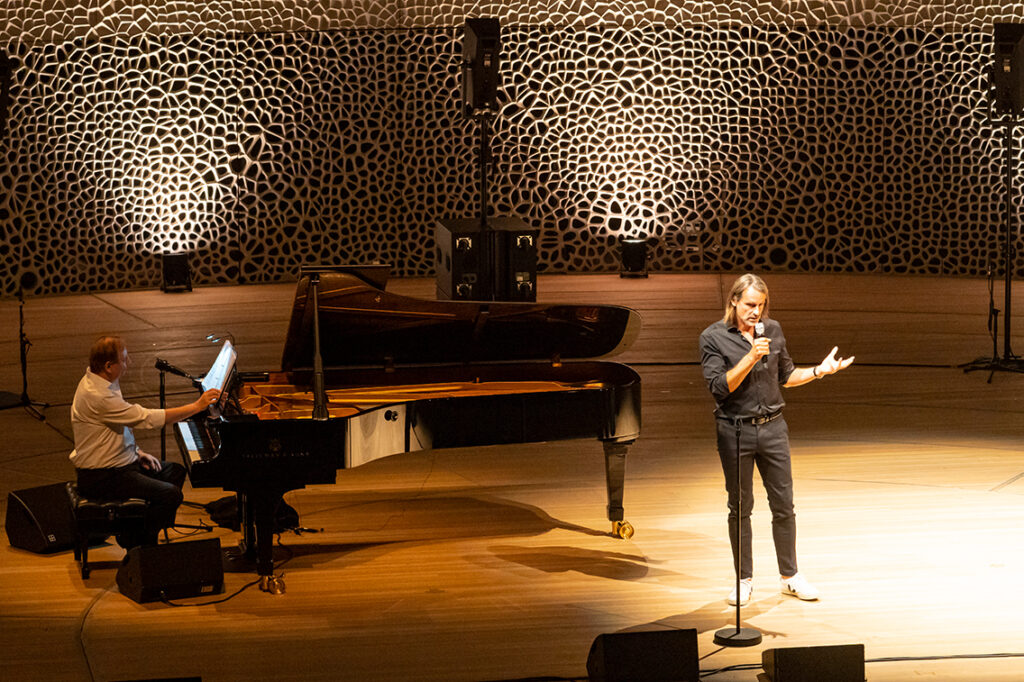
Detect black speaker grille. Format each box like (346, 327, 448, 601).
(5, 483, 76, 554)
(117, 538, 224, 603)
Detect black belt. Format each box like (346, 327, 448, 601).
(728, 410, 783, 426)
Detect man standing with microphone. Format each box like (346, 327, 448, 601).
(699, 274, 854, 606)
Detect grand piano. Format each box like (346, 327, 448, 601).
(174, 265, 641, 592)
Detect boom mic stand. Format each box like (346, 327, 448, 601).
(0, 284, 48, 420)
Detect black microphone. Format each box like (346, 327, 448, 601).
(155, 358, 203, 389)
(754, 322, 767, 365)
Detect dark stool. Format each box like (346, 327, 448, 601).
(65, 482, 148, 579)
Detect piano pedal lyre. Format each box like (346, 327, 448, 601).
(612, 520, 634, 540)
(259, 574, 286, 595)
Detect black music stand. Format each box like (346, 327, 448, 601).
(0, 283, 48, 420)
(714, 419, 761, 647)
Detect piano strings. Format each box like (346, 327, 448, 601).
(238, 379, 609, 420)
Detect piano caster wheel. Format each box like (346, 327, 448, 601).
(259, 574, 286, 595)
(612, 520, 634, 540)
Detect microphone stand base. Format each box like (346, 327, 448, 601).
(961, 355, 1024, 384)
(714, 626, 762, 647)
(0, 391, 48, 421)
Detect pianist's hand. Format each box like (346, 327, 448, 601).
(163, 388, 222, 426)
(198, 388, 220, 408)
(137, 450, 161, 472)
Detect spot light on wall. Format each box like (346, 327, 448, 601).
(161, 252, 192, 292)
(619, 237, 652, 278)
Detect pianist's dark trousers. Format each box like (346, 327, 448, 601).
(76, 460, 187, 547)
(715, 415, 797, 580)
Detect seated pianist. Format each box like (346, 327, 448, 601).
(69, 336, 220, 548)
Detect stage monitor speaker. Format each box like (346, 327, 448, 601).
(435, 217, 537, 301)
(501, 225, 539, 301)
(462, 17, 500, 114)
(993, 23, 1024, 114)
(761, 643, 865, 682)
(436, 218, 494, 301)
(586, 628, 699, 682)
(116, 538, 224, 603)
(6, 482, 77, 554)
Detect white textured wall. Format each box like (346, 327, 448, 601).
(3, 1, 1024, 47)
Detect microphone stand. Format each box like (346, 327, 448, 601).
(159, 368, 167, 462)
(309, 273, 330, 421)
(714, 417, 762, 647)
(963, 100, 1024, 377)
(156, 358, 212, 539)
(0, 286, 48, 420)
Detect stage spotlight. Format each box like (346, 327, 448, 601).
(161, 252, 192, 292)
(619, 237, 650, 278)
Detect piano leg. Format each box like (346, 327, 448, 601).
(251, 493, 286, 594)
(239, 492, 256, 563)
(603, 441, 634, 539)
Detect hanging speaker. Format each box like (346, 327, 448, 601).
(5, 482, 77, 554)
(462, 18, 501, 115)
(586, 629, 699, 682)
(116, 538, 224, 603)
(761, 643, 865, 682)
(993, 23, 1024, 114)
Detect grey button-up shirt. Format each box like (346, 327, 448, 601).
(699, 317, 795, 420)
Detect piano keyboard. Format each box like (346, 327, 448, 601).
(177, 420, 208, 463)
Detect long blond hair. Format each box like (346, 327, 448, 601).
(723, 274, 769, 327)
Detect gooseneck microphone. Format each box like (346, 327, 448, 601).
(754, 322, 767, 365)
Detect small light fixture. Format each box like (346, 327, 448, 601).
(619, 237, 650, 278)
(161, 252, 192, 292)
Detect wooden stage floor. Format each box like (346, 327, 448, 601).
(3, 272, 1024, 681)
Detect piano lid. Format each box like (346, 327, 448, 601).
(280, 265, 642, 371)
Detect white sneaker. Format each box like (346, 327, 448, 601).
(780, 573, 820, 601)
(727, 578, 752, 606)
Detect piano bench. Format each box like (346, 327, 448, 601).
(65, 482, 148, 579)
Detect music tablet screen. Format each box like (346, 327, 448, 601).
(201, 341, 236, 413)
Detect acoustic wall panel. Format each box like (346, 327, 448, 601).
(0, 15, 1017, 295)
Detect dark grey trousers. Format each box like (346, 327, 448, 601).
(76, 460, 186, 545)
(716, 415, 797, 579)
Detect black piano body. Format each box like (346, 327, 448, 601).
(175, 266, 641, 587)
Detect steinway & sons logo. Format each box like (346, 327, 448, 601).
(240, 437, 311, 459)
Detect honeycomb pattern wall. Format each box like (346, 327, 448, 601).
(0, 3, 1022, 295)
